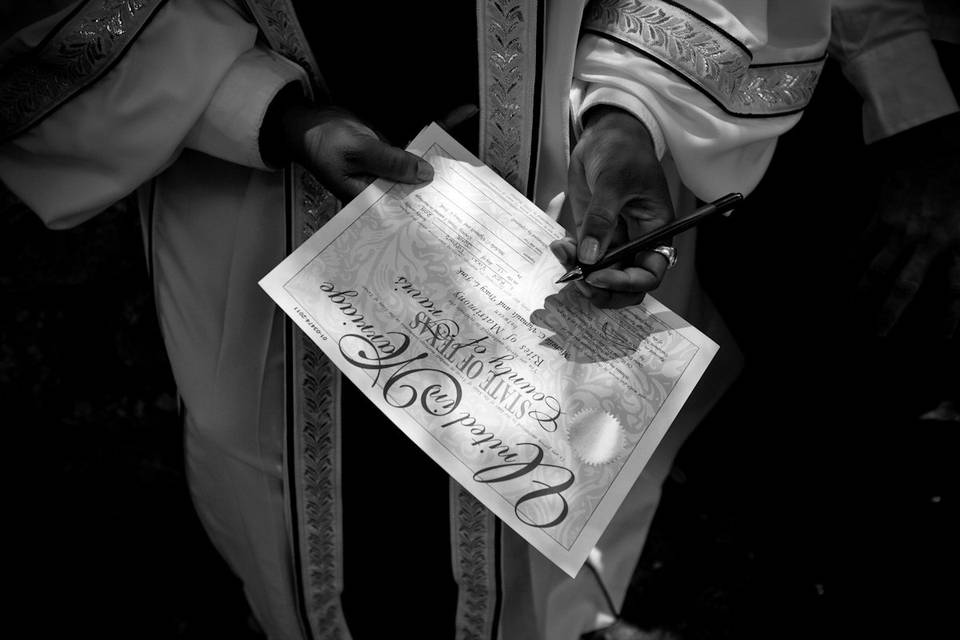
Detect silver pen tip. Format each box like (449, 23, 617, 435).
(555, 267, 583, 284)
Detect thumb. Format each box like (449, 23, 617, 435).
(353, 137, 434, 184)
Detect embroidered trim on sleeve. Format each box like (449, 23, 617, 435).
(582, 0, 824, 118)
(0, 0, 167, 142)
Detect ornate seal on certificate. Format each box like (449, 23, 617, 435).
(565, 409, 626, 466)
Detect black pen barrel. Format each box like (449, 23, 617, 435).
(595, 193, 742, 270)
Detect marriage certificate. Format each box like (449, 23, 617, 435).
(260, 124, 718, 577)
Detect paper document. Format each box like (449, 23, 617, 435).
(260, 123, 718, 576)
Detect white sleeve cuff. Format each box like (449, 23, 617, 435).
(185, 46, 309, 169)
(841, 30, 959, 144)
(571, 83, 667, 160)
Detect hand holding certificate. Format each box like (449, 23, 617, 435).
(260, 123, 718, 577)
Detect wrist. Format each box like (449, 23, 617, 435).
(582, 105, 653, 144)
(871, 111, 960, 170)
(259, 82, 312, 167)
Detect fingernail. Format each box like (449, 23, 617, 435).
(585, 274, 610, 289)
(549, 243, 566, 263)
(579, 237, 600, 264)
(574, 280, 593, 298)
(416, 160, 434, 181)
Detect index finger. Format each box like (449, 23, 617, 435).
(582, 249, 668, 293)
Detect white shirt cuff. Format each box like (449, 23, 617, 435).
(185, 46, 309, 169)
(841, 30, 959, 144)
(571, 83, 667, 160)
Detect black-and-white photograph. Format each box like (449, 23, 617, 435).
(2, 1, 956, 638)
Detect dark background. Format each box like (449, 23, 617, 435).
(2, 9, 957, 639)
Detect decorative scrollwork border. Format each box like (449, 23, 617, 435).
(452, 483, 500, 640)
(0, 0, 167, 142)
(289, 166, 350, 640)
(478, 0, 541, 193)
(583, 0, 824, 117)
(247, 1, 345, 635)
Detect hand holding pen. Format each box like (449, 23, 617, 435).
(556, 106, 743, 307)
(556, 193, 743, 283)
(553, 107, 683, 308)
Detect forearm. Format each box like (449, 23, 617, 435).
(571, 34, 804, 202)
(0, 0, 259, 228)
(571, 1, 827, 202)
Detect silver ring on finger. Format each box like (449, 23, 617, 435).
(652, 245, 678, 270)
